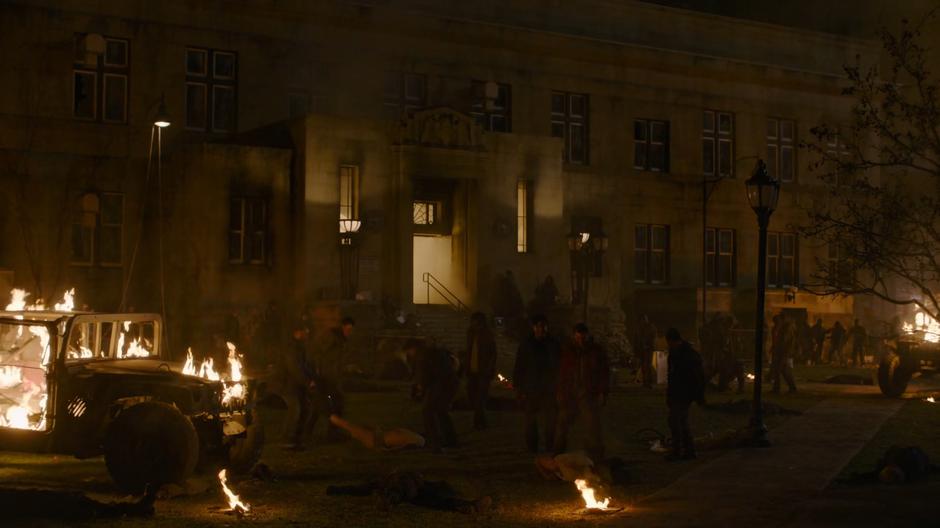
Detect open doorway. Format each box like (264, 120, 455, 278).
(410, 181, 470, 306)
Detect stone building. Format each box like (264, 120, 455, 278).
(0, 0, 918, 358)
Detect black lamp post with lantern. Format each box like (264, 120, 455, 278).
(339, 219, 362, 300)
(567, 229, 608, 324)
(744, 159, 779, 446)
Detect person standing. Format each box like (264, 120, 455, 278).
(664, 328, 705, 461)
(512, 314, 560, 453)
(553, 323, 610, 460)
(463, 312, 498, 430)
(829, 321, 847, 366)
(850, 319, 868, 366)
(771, 318, 798, 393)
(280, 324, 316, 450)
(634, 315, 658, 388)
(314, 316, 355, 441)
(404, 339, 459, 452)
(810, 318, 826, 366)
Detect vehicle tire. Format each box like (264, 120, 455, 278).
(104, 401, 199, 494)
(226, 410, 265, 474)
(878, 353, 914, 398)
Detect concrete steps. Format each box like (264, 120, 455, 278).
(414, 305, 519, 375)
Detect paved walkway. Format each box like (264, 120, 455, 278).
(628, 397, 903, 527)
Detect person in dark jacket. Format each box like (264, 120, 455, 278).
(463, 312, 497, 430)
(810, 318, 826, 365)
(635, 315, 658, 388)
(665, 328, 705, 461)
(553, 323, 610, 460)
(403, 338, 459, 452)
(850, 319, 868, 366)
(829, 321, 847, 365)
(280, 325, 317, 449)
(512, 314, 560, 453)
(314, 316, 355, 440)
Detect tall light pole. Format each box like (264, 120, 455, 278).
(745, 159, 779, 446)
(567, 229, 608, 323)
(339, 219, 362, 299)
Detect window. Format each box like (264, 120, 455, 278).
(70, 192, 123, 266)
(826, 129, 853, 185)
(767, 118, 796, 182)
(634, 119, 669, 172)
(705, 228, 735, 286)
(828, 241, 854, 288)
(229, 197, 267, 264)
(703, 110, 734, 177)
(339, 165, 360, 221)
(470, 81, 511, 132)
(384, 72, 426, 118)
(635, 224, 669, 284)
(516, 180, 530, 253)
(551, 92, 589, 164)
(186, 48, 237, 132)
(73, 36, 128, 123)
(412, 201, 437, 226)
(767, 232, 798, 288)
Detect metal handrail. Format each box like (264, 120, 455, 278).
(422, 272, 468, 312)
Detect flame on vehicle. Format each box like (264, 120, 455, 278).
(1, 288, 76, 431)
(902, 312, 940, 343)
(218, 469, 250, 514)
(574, 479, 611, 510)
(182, 343, 247, 408)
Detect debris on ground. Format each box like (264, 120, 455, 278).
(818, 374, 873, 386)
(704, 400, 802, 416)
(0, 485, 156, 520)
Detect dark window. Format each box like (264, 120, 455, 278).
(70, 192, 123, 266)
(634, 119, 669, 172)
(705, 227, 735, 286)
(767, 118, 796, 182)
(186, 48, 237, 132)
(828, 241, 854, 288)
(703, 110, 733, 177)
(635, 224, 669, 284)
(551, 91, 589, 164)
(73, 36, 128, 123)
(470, 81, 511, 132)
(767, 232, 798, 288)
(229, 197, 267, 264)
(384, 72, 426, 119)
(826, 129, 853, 185)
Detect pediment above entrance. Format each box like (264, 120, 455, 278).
(396, 107, 484, 151)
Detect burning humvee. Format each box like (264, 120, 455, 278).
(0, 289, 263, 493)
(879, 312, 940, 397)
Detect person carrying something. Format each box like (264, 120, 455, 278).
(513, 314, 560, 453)
(403, 338, 459, 453)
(463, 312, 497, 430)
(554, 323, 610, 461)
(664, 328, 706, 461)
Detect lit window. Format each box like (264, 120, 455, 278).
(516, 180, 529, 253)
(413, 201, 436, 225)
(339, 165, 360, 221)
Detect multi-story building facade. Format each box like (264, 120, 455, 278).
(0, 0, 901, 354)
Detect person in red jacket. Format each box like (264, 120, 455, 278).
(553, 323, 610, 460)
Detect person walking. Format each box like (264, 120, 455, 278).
(634, 315, 658, 388)
(463, 312, 497, 430)
(553, 323, 610, 460)
(279, 324, 317, 450)
(771, 317, 798, 393)
(850, 319, 868, 366)
(829, 321, 847, 366)
(313, 316, 355, 441)
(512, 314, 560, 453)
(664, 328, 705, 461)
(810, 318, 826, 366)
(403, 339, 459, 452)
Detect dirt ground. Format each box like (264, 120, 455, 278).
(1, 365, 937, 527)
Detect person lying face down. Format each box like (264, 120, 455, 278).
(328, 414, 426, 451)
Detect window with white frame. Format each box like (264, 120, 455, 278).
(73, 36, 128, 123)
(705, 227, 735, 286)
(767, 232, 798, 288)
(703, 110, 734, 177)
(186, 48, 237, 132)
(767, 118, 796, 182)
(634, 119, 669, 172)
(635, 224, 669, 284)
(551, 92, 589, 164)
(229, 197, 267, 264)
(70, 192, 124, 266)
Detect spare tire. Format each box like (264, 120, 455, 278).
(878, 353, 913, 398)
(104, 401, 199, 494)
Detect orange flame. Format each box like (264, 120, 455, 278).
(574, 479, 610, 510)
(218, 469, 250, 513)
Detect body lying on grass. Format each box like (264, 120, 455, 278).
(328, 414, 426, 451)
(326, 470, 492, 513)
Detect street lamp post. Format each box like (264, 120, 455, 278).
(744, 159, 779, 447)
(567, 229, 608, 323)
(339, 219, 362, 300)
